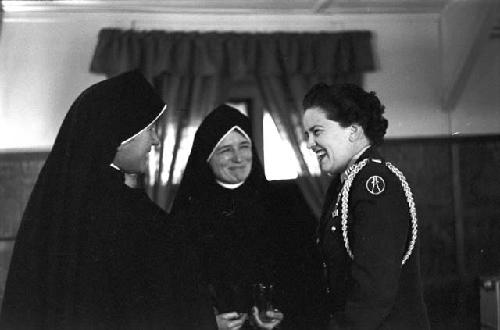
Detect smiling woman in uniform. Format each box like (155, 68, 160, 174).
(302, 83, 430, 330)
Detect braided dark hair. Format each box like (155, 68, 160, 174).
(303, 83, 388, 145)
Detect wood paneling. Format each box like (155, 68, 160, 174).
(0, 152, 47, 239)
(381, 136, 500, 329)
(0, 151, 47, 308)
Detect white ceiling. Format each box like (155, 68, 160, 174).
(3, 0, 455, 14)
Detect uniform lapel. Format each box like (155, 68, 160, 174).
(317, 147, 383, 243)
(317, 175, 341, 243)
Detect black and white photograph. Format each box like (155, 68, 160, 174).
(0, 1, 499, 329)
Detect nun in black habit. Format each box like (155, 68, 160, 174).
(170, 105, 284, 330)
(0, 71, 216, 330)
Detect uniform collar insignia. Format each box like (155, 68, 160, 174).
(341, 145, 371, 183)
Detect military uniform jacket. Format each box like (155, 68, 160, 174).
(318, 147, 430, 330)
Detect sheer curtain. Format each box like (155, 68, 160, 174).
(149, 75, 224, 209)
(90, 29, 374, 214)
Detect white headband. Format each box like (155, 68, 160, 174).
(206, 125, 251, 162)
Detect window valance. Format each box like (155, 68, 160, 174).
(90, 29, 374, 79)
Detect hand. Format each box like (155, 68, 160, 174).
(216, 312, 248, 330)
(251, 306, 284, 329)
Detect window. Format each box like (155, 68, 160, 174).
(262, 111, 300, 180)
(227, 98, 320, 181)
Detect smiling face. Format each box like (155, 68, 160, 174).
(303, 107, 358, 175)
(208, 129, 253, 184)
(112, 125, 160, 173)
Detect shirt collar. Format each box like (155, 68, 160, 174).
(109, 163, 121, 171)
(340, 145, 371, 183)
(215, 180, 245, 189)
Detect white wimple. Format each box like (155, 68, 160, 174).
(206, 126, 251, 162)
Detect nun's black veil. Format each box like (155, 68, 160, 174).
(171, 104, 268, 214)
(0, 71, 208, 329)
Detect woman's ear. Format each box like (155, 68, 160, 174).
(348, 124, 364, 142)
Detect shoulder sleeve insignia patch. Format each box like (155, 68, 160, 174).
(366, 175, 385, 195)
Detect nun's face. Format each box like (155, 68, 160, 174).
(112, 126, 160, 173)
(208, 130, 252, 184)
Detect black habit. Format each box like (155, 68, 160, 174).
(0, 71, 215, 330)
(171, 105, 329, 329)
(170, 105, 276, 317)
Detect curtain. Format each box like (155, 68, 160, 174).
(90, 29, 374, 215)
(1, 0, 3, 38)
(257, 76, 327, 217)
(148, 75, 224, 209)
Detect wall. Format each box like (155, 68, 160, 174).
(380, 136, 500, 329)
(0, 3, 499, 150)
(441, 0, 500, 135)
(0, 13, 119, 150)
(0, 151, 46, 307)
(344, 14, 448, 137)
(452, 32, 500, 134)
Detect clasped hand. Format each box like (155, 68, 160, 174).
(216, 306, 283, 330)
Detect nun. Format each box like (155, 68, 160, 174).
(171, 105, 284, 330)
(0, 71, 215, 330)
